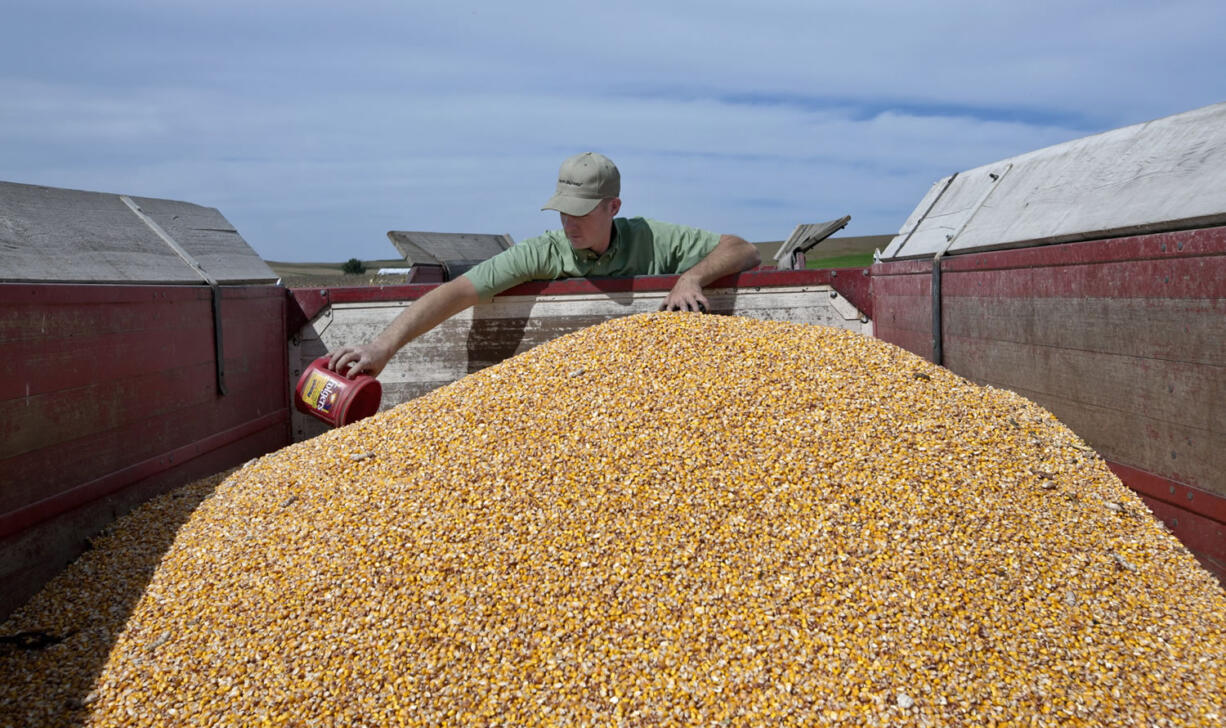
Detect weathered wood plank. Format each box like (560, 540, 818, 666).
(2, 285, 288, 500)
(0, 293, 211, 344)
(883, 102, 1226, 259)
(871, 293, 931, 338)
(2, 291, 284, 441)
(0, 181, 275, 283)
(128, 195, 276, 283)
(1, 378, 285, 514)
(944, 296, 1226, 365)
(0, 183, 196, 283)
(3, 322, 213, 400)
(3, 324, 286, 462)
(386, 231, 514, 275)
(943, 254, 1226, 302)
(946, 334, 1224, 437)
(867, 266, 933, 360)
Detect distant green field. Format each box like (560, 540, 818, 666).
(806, 251, 875, 269)
(757, 233, 888, 270)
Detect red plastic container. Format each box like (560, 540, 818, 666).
(294, 356, 383, 428)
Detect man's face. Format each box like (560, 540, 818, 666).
(560, 198, 621, 251)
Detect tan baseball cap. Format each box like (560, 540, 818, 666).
(541, 152, 620, 216)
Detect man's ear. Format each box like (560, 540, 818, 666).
(607, 198, 622, 216)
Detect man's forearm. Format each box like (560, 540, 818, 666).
(679, 235, 761, 287)
(327, 276, 481, 377)
(659, 234, 760, 312)
(373, 276, 481, 353)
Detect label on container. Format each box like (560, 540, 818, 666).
(301, 370, 343, 414)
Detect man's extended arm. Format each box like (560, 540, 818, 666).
(660, 234, 761, 312)
(327, 276, 481, 377)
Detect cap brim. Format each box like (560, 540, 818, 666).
(541, 194, 602, 216)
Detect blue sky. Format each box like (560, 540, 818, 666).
(4, 1, 1225, 261)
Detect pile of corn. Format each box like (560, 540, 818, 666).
(3, 312, 1224, 726)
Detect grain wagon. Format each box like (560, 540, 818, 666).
(2, 102, 1223, 621)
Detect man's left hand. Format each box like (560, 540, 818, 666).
(660, 276, 710, 313)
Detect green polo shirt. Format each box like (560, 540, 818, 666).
(462, 217, 721, 300)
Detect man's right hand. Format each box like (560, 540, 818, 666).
(327, 341, 393, 379)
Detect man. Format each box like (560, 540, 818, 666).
(328, 152, 761, 377)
